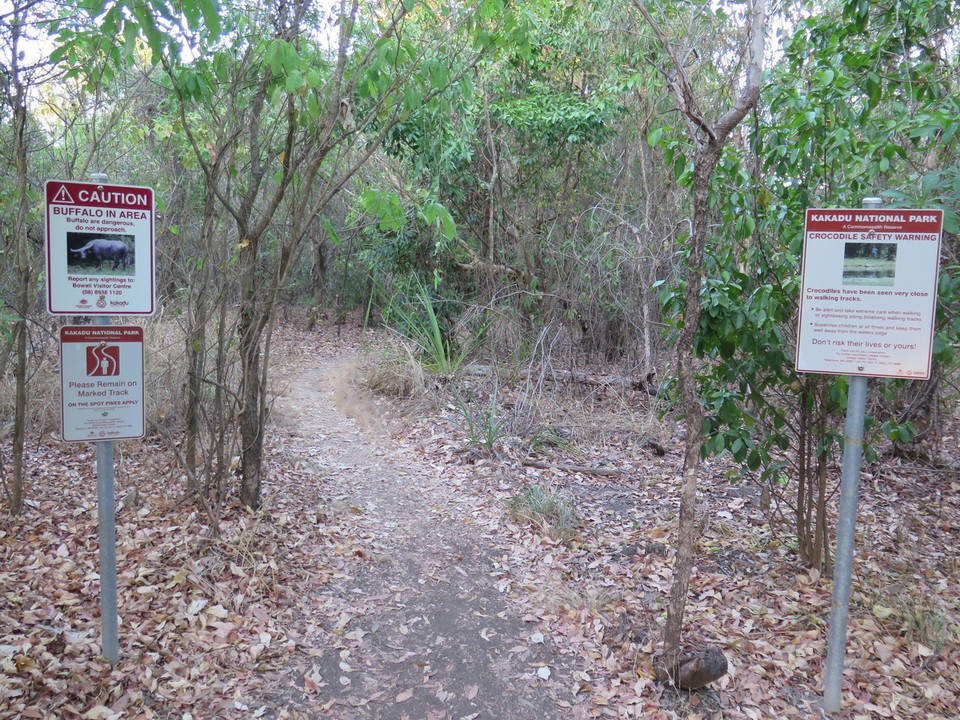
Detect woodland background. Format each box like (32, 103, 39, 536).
(0, 0, 958, 717)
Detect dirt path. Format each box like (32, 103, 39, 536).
(269, 353, 579, 719)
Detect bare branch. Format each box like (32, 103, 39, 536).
(628, 0, 717, 144)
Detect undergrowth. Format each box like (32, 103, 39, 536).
(506, 483, 579, 542)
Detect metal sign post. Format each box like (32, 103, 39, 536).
(822, 370, 868, 711)
(94, 349, 119, 666)
(92, 171, 119, 666)
(46, 170, 155, 666)
(821, 197, 883, 711)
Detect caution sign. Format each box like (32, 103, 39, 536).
(46, 180, 155, 315)
(60, 326, 145, 442)
(796, 208, 943, 378)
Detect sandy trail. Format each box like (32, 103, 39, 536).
(270, 356, 577, 719)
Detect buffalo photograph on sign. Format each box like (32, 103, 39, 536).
(66, 232, 135, 276)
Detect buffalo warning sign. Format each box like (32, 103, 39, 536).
(46, 179, 155, 315)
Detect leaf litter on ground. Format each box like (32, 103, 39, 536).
(0, 318, 957, 719)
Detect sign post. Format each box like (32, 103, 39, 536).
(795, 199, 943, 712)
(47, 173, 155, 666)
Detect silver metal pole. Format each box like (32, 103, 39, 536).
(95, 387, 119, 665)
(89, 171, 119, 666)
(822, 196, 883, 712)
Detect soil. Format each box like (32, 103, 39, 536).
(266, 337, 584, 719)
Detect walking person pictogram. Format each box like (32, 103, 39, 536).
(87, 343, 120, 376)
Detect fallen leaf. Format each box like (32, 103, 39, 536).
(872, 604, 895, 619)
(82, 707, 117, 720)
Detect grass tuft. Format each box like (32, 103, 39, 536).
(506, 483, 578, 542)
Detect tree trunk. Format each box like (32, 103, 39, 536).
(631, 0, 767, 684)
(661, 152, 723, 674)
(238, 247, 266, 509)
(10, 10, 30, 517)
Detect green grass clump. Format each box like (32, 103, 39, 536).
(506, 483, 578, 542)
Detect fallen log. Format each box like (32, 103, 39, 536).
(461, 364, 655, 393)
(521, 459, 623, 477)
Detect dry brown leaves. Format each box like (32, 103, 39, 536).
(2, 320, 958, 719)
(398, 378, 960, 720)
(0, 432, 356, 718)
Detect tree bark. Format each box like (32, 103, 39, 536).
(10, 7, 30, 517)
(630, 0, 767, 684)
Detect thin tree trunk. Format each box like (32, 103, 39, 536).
(661, 154, 722, 672)
(10, 10, 30, 517)
(631, 0, 767, 684)
(238, 256, 265, 509)
(483, 91, 499, 264)
(797, 379, 811, 563)
(814, 378, 832, 574)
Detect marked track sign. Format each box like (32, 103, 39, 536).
(60, 326, 145, 442)
(796, 208, 943, 378)
(46, 180, 155, 315)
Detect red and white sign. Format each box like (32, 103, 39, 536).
(60, 326, 144, 442)
(46, 180, 155, 315)
(796, 208, 943, 378)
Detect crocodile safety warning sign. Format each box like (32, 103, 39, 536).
(795, 208, 943, 378)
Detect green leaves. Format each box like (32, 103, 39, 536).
(361, 189, 407, 233)
(384, 281, 474, 376)
(198, 0, 222, 38)
(424, 58, 450, 91)
(174, 67, 212, 101)
(265, 39, 300, 75)
(50, 0, 224, 87)
(421, 201, 456, 245)
(493, 86, 623, 146)
(647, 125, 693, 185)
(881, 419, 918, 444)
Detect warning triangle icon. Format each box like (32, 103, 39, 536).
(51, 185, 75, 204)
